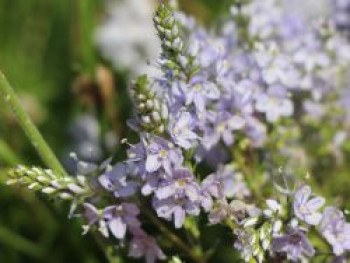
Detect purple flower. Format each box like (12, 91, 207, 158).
(207, 199, 231, 224)
(141, 172, 160, 196)
(82, 203, 108, 237)
(98, 162, 139, 198)
(332, 255, 347, 263)
(152, 169, 201, 228)
(145, 136, 183, 175)
(272, 228, 315, 261)
(203, 111, 243, 149)
(255, 85, 293, 122)
(152, 195, 201, 228)
(128, 229, 166, 263)
(183, 75, 220, 112)
(126, 141, 147, 178)
(201, 164, 250, 204)
(169, 111, 198, 149)
(319, 207, 350, 256)
(155, 168, 200, 201)
(244, 116, 267, 147)
(293, 185, 325, 225)
(103, 203, 140, 239)
(208, 199, 259, 225)
(334, 0, 350, 33)
(264, 199, 283, 218)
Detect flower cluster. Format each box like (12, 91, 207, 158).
(4, 0, 350, 262)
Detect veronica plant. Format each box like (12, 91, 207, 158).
(1, 0, 350, 262)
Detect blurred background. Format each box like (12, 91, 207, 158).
(0, 0, 343, 262)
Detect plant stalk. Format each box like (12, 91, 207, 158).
(141, 207, 207, 263)
(0, 71, 66, 176)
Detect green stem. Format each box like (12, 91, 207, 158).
(0, 139, 22, 165)
(0, 71, 66, 176)
(141, 207, 207, 263)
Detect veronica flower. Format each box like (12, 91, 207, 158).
(103, 203, 140, 239)
(203, 111, 244, 149)
(96, 0, 160, 76)
(152, 194, 201, 228)
(332, 255, 347, 263)
(243, 0, 283, 40)
(293, 185, 325, 225)
(255, 85, 293, 122)
(244, 116, 267, 147)
(334, 0, 350, 35)
(234, 228, 259, 262)
(169, 111, 198, 149)
(182, 75, 220, 113)
(152, 169, 201, 228)
(155, 168, 200, 202)
(67, 114, 103, 165)
(129, 228, 166, 263)
(126, 141, 147, 178)
(145, 136, 183, 175)
(141, 172, 160, 196)
(82, 203, 108, 237)
(207, 199, 231, 224)
(261, 54, 300, 88)
(98, 162, 139, 198)
(272, 227, 315, 261)
(201, 164, 250, 202)
(319, 207, 350, 256)
(264, 199, 283, 217)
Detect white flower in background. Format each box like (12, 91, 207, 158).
(96, 0, 161, 76)
(283, 0, 332, 20)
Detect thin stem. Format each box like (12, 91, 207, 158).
(0, 139, 22, 165)
(141, 207, 207, 263)
(0, 71, 66, 176)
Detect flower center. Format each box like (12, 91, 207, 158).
(289, 234, 302, 245)
(193, 84, 202, 91)
(216, 122, 226, 133)
(159, 149, 168, 158)
(176, 178, 187, 187)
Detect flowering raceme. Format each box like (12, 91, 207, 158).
(4, 0, 350, 262)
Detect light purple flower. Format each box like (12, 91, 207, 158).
(272, 228, 315, 261)
(169, 111, 198, 149)
(126, 141, 147, 178)
(207, 199, 231, 224)
(208, 199, 259, 225)
(155, 168, 200, 202)
(152, 195, 201, 228)
(203, 111, 243, 149)
(145, 136, 183, 175)
(98, 162, 139, 198)
(183, 75, 220, 112)
(128, 229, 166, 263)
(334, 0, 350, 33)
(82, 203, 108, 237)
(103, 203, 140, 239)
(152, 169, 201, 228)
(255, 85, 293, 122)
(141, 172, 160, 196)
(201, 164, 250, 204)
(332, 255, 347, 263)
(319, 207, 350, 256)
(293, 185, 325, 225)
(244, 116, 267, 147)
(264, 199, 283, 218)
